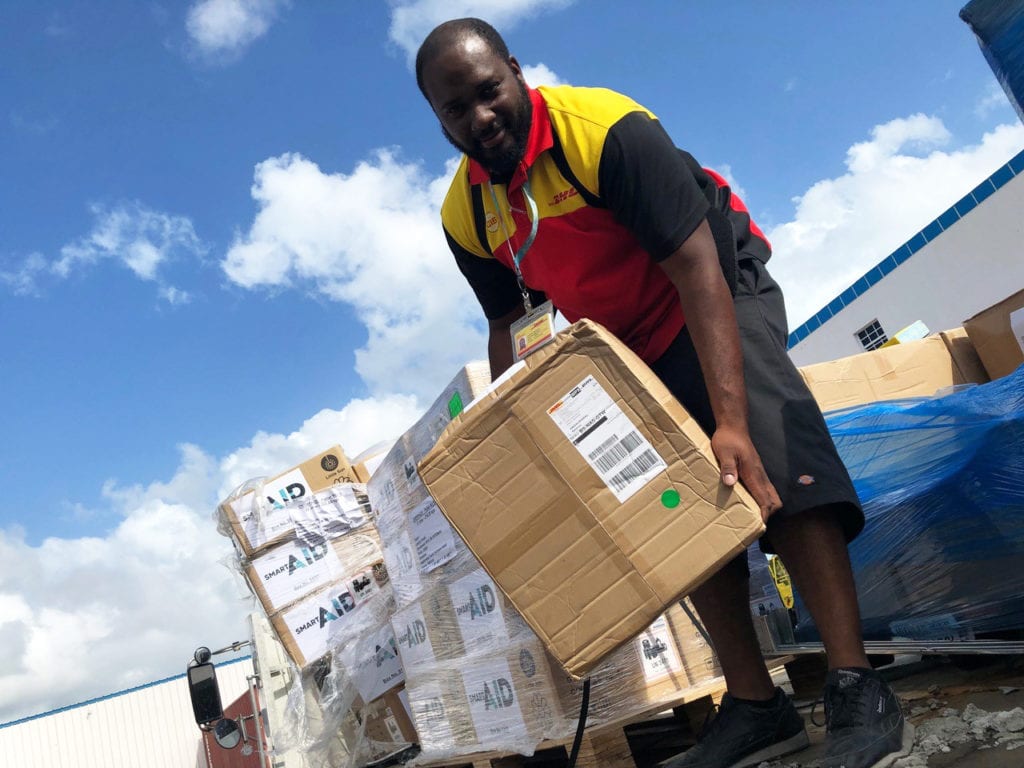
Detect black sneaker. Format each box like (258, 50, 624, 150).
(822, 667, 915, 768)
(658, 687, 808, 768)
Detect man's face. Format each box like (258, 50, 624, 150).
(422, 36, 532, 180)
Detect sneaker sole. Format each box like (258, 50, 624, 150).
(865, 722, 915, 768)
(727, 729, 811, 768)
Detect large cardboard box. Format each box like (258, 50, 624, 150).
(798, 335, 983, 413)
(963, 289, 1024, 380)
(419, 320, 764, 678)
(220, 445, 360, 556)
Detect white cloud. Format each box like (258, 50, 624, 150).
(222, 151, 490, 399)
(186, 0, 287, 58)
(766, 116, 1024, 326)
(2, 202, 204, 302)
(388, 0, 575, 60)
(521, 63, 564, 87)
(0, 252, 47, 296)
(0, 395, 424, 724)
(975, 81, 1013, 119)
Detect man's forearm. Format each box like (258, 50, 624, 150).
(659, 220, 748, 430)
(487, 305, 526, 380)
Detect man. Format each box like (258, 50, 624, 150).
(417, 18, 912, 768)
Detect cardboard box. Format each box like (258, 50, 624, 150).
(963, 289, 1024, 380)
(245, 526, 383, 615)
(419, 320, 764, 678)
(393, 566, 538, 674)
(220, 445, 360, 556)
(406, 641, 563, 757)
(555, 612, 691, 726)
(271, 566, 391, 668)
(362, 685, 418, 754)
(368, 363, 492, 608)
(798, 336, 977, 413)
(938, 327, 990, 388)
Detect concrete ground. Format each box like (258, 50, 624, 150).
(763, 656, 1024, 768)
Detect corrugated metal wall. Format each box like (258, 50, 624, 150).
(0, 657, 254, 768)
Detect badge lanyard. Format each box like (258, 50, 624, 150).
(487, 179, 557, 361)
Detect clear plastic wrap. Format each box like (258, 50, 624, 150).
(793, 367, 1024, 643)
(215, 444, 361, 556)
(367, 362, 492, 610)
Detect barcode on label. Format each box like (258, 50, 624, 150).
(592, 432, 645, 474)
(609, 450, 661, 492)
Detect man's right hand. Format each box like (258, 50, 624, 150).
(711, 423, 782, 523)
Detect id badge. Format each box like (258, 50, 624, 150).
(510, 300, 556, 361)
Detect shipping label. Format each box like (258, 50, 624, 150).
(252, 538, 343, 612)
(548, 375, 667, 502)
(410, 681, 455, 751)
(289, 484, 371, 542)
(635, 614, 684, 683)
(449, 569, 508, 653)
(348, 624, 405, 704)
(393, 601, 436, 669)
(461, 657, 529, 749)
(282, 568, 380, 665)
(409, 496, 458, 573)
(232, 467, 309, 549)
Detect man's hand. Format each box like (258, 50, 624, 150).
(711, 424, 782, 523)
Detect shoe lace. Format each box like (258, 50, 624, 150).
(695, 699, 728, 741)
(823, 681, 867, 730)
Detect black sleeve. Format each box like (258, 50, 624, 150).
(598, 112, 711, 261)
(446, 228, 544, 320)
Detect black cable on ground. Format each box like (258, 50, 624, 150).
(566, 677, 591, 768)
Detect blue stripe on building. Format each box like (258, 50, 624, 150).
(787, 147, 1024, 348)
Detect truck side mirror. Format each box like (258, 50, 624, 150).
(187, 662, 224, 726)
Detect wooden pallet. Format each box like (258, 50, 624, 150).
(415, 678, 728, 768)
(415, 657, 794, 768)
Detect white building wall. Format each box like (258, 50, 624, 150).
(789, 167, 1024, 366)
(0, 657, 254, 768)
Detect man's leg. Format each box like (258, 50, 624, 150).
(687, 557, 776, 701)
(768, 505, 870, 670)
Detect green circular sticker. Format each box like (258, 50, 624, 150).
(661, 489, 681, 509)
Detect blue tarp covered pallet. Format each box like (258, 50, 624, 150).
(793, 365, 1024, 643)
(961, 0, 1024, 125)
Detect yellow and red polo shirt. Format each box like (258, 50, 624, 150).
(441, 85, 771, 365)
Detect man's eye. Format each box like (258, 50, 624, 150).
(481, 83, 498, 99)
(445, 104, 464, 118)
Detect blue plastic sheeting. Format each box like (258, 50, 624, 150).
(961, 0, 1024, 124)
(793, 365, 1024, 643)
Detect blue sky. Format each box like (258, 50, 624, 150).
(1, 0, 1022, 723)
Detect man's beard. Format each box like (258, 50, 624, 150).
(442, 80, 532, 181)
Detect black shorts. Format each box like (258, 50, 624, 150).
(650, 258, 864, 554)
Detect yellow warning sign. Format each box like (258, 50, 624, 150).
(767, 555, 795, 610)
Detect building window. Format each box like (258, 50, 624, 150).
(855, 319, 888, 351)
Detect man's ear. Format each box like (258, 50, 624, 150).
(509, 55, 527, 86)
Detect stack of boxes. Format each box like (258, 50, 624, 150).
(367, 363, 570, 760)
(214, 320, 797, 765)
(217, 447, 413, 765)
